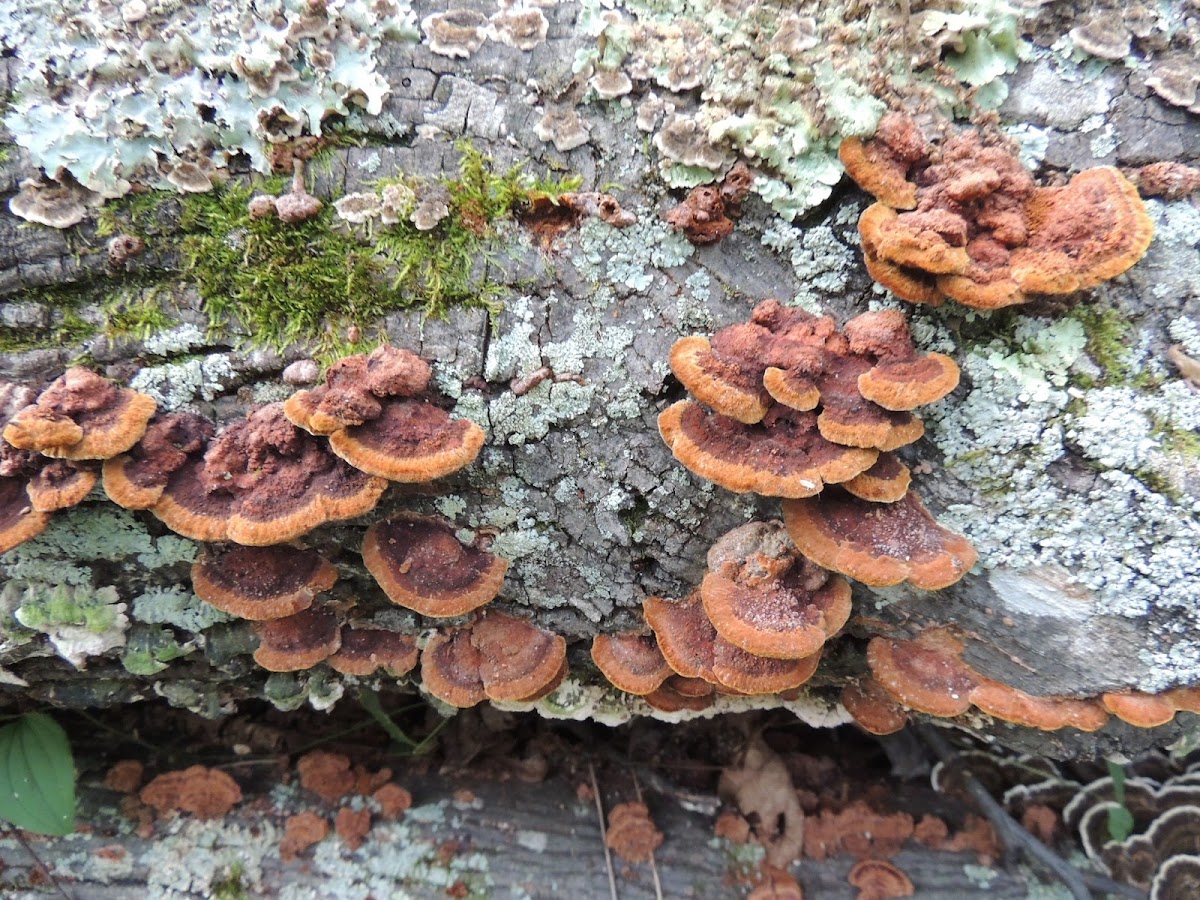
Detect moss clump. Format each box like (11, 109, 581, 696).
(102, 287, 176, 342)
(0, 283, 99, 353)
(175, 145, 580, 361)
(1072, 305, 1136, 386)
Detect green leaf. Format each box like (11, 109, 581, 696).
(0, 713, 76, 835)
(1107, 803, 1135, 843)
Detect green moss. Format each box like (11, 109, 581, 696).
(101, 286, 176, 341)
(95, 190, 178, 239)
(1072, 305, 1135, 385)
(210, 863, 248, 900)
(0, 282, 99, 352)
(1150, 414, 1200, 461)
(120, 625, 193, 675)
(168, 143, 582, 361)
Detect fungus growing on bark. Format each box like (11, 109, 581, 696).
(326, 626, 419, 677)
(534, 107, 591, 153)
(643, 593, 822, 695)
(1153, 856, 1200, 900)
(191, 544, 338, 621)
(24, 461, 97, 512)
(1136, 162, 1200, 201)
(8, 174, 98, 229)
(139, 766, 242, 820)
(488, 8, 548, 50)
(0, 476, 50, 554)
(590, 632, 673, 696)
(868, 630, 1109, 731)
(362, 515, 508, 618)
(783, 488, 977, 589)
(700, 521, 851, 660)
(841, 677, 910, 735)
(642, 675, 717, 713)
(253, 605, 343, 672)
(274, 162, 323, 225)
(4, 368, 156, 460)
(841, 453, 911, 504)
(665, 185, 735, 245)
(154, 403, 387, 545)
(422, 9, 488, 58)
(420, 611, 567, 707)
(1102, 687, 1200, 728)
(658, 401, 878, 498)
(837, 112, 927, 210)
(328, 402, 485, 483)
(605, 801, 664, 864)
(847, 858, 915, 900)
(845, 118, 1154, 308)
(665, 300, 957, 454)
(1069, 18, 1132, 60)
(103, 412, 215, 510)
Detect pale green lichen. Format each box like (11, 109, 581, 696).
(760, 220, 857, 313)
(12, 582, 128, 668)
(129, 354, 238, 411)
(121, 625, 195, 676)
(2, 0, 418, 198)
(132, 586, 230, 633)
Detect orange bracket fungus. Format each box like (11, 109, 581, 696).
(867, 630, 1109, 732)
(782, 488, 977, 590)
(152, 403, 387, 545)
(326, 626, 419, 678)
(2, 367, 156, 460)
(362, 514, 509, 618)
(661, 299, 958, 498)
(420, 610, 567, 708)
(590, 631, 674, 696)
(191, 544, 339, 621)
(285, 344, 484, 482)
(643, 592, 822, 696)
(0, 473, 50, 554)
(842, 113, 1154, 309)
(253, 605, 344, 672)
(103, 412, 216, 510)
(701, 520, 851, 661)
(841, 677, 910, 736)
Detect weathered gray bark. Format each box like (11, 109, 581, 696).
(1, 0, 1200, 765)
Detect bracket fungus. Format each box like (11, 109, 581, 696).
(419, 610, 567, 708)
(590, 632, 674, 696)
(661, 300, 957, 498)
(643, 592, 821, 696)
(285, 345, 484, 483)
(3, 368, 156, 461)
(0, 475, 50, 554)
(103, 412, 216, 510)
(191, 544, 338, 621)
(866, 630, 1109, 732)
(152, 403, 387, 545)
(782, 488, 977, 590)
(253, 605, 343, 672)
(701, 521, 851, 661)
(326, 626, 419, 678)
(1101, 688, 1200, 729)
(362, 515, 509, 618)
(843, 114, 1154, 308)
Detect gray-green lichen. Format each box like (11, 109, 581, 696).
(578, 0, 1030, 218)
(1, 0, 418, 198)
(11, 582, 128, 668)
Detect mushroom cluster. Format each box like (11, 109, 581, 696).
(840, 113, 1154, 309)
(591, 521, 847, 712)
(1, 369, 157, 553)
(660, 299, 976, 591)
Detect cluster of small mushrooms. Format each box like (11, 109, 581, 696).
(0, 347, 566, 708)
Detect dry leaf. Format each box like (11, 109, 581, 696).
(718, 736, 805, 868)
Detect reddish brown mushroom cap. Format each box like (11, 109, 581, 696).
(150, 458, 235, 542)
(1103, 690, 1187, 728)
(813, 354, 926, 451)
(191, 544, 338, 621)
(26, 460, 98, 512)
(0, 476, 51, 554)
(845, 309, 960, 411)
(642, 675, 716, 713)
(842, 677, 910, 735)
(866, 632, 979, 717)
(847, 858, 915, 899)
(659, 400, 878, 498)
(329, 401, 485, 482)
(253, 605, 343, 671)
(970, 680, 1109, 732)
(471, 611, 568, 703)
(838, 112, 928, 209)
(711, 638, 821, 694)
(103, 412, 215, 510)
(782, 488, 977, 589)
(669, 333, 771, 424)
(643, 592, 718, 682)
(420, 628, 487, 708)
(326, 626, 419, 677)
(700, 521, 852, 660)
(841, 453, 911, 504)
(362, 516, 508, 618)
(2, 368, 157, 460)
(762, 367, 820, 412)
(591, 632, 673, 695)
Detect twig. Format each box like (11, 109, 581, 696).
(917, 725, 1094, 900)
(590, 762, 620, 900)
(7, 826, 73, 900)
(633, 774, 664, 900)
